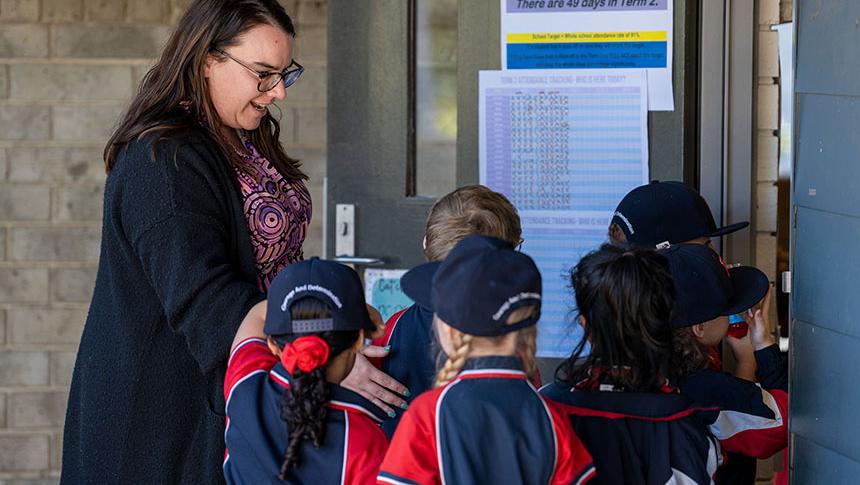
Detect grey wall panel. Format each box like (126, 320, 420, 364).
(791, 435, 860, 484)
(794, 94, 860, 216)
(791, 320, 860, 463)
(795, 0, 860, 97)
(793, 208, 860, 338)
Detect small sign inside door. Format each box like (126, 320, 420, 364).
(364, 269, 414, 322)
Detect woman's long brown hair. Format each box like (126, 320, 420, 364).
(104, 0, 306, 181)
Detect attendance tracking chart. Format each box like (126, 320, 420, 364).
(479, 70, 648, 357)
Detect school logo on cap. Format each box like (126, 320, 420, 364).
(614, 211, 635, 235)
(280, 284, 343, 312)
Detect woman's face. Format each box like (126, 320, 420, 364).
(204, 23, 293, 132)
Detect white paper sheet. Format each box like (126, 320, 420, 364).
(500, 0, 674, 111)
(479, 69, 649, 357)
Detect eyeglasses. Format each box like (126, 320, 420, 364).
(214, 48, 304, 92)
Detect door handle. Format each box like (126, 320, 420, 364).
(331, 256, 384, 267)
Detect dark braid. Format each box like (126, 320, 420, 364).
(270, 297, 368, 481)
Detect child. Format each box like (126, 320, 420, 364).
(369, 184, 523, 436)
(378, 235, 594, 485)
(541, 245, 721, 484)
(609, 180, 749, 248)
(662, 244, 788, 477)
(223, 258, 389, 484)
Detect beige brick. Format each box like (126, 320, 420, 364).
(41, 0, 83, 22)
(757, 135, 778, 182)
(8, 226, 100, 262)
(168, 0, 193, 23)
(52, 24, 171, 59)
(0, 434, 49, 471)
(0, 394, 5, 428)
(0, 228, 5, 261)
(758, 31, 779, 79)
(756, 182, 778, 233)
(294, 107, 325, 146)
(0, 147, 6, 177)
(274, 104, 296, 145)
(9, 64, 132, 101)
(0, 479, 62, 485)
(296, 0, 325, 27)
(758, 0, 779, 26)
(50, 351, 77, 386)
(0, 0, 40, 22)
(288, 65, 325, 106)
(84, 0, 125, 21)
(0, 309, 6, 342)
(289, 147, 325, 181)
(0, 268, 49, 303)
(0, 184, 51, 220)
(0, 351, 50, 386)
(781, 1, 793, 22)
(7, 147, 105, 184)
(51, 267, 97, 303)
(0, 23, 49, 57)
(50, 431, 63, 471)
(52, 105, 123, 141)
(132, 62, 154, 89)
(0, 105, 50, 140)
(8, 391, 69, 428)
(54, 182, 104, 221)
(7, 308, 87, 344)
(755, 233, 778, 281)
(293, 26, 325, 63)
(127, 0, 166, 22)
(757, 84, 779, 131)
(0, 64, 8, 98)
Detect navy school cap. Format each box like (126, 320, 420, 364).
(400, 235, 542, 337)
(611, 181, 749, 249)
(661, 244, 769, 328)
(264, 257, 373, 336)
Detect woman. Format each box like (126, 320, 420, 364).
(62, 1, 312, 483)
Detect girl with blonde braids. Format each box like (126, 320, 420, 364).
(378, 235, 595, 485)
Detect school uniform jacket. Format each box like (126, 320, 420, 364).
(224, 338, 389, 485)
(377, 356, 595, 485)
(541, 382, 721, 485)
(370, 304, 437, 437)
(680, 344, 789, 460)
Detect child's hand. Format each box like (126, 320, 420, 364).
(745, 286, 775, 351)
(366, 304, 386, 340)
(725, 332, 756, 381)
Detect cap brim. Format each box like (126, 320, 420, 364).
(725, 266, 770, 315)
(400, 262, 440, 311)
(706, 221, 750, 238)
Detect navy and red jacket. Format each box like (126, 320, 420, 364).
(370, 304, 437, 437)
(541, 380, 721, 484)
(377, 356, 595, 485)
(223, 338, 390, 485)
(680, 344, 789, 461)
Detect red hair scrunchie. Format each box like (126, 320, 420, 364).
(281, 336, 331, 374)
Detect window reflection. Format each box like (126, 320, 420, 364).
(416, 0, 458, 196)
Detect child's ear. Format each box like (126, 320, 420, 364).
(690, 323, 707, 339)
(577, 315, 587, 329)
(353, 329, 366, 352)
(266, 336, 281, 356)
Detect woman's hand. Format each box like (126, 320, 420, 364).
(341, 346, 409, 416)
(746, 286, 776, 351)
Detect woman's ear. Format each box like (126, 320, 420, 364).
(203, 51, 218, 78)
(266, 336, 281, 357)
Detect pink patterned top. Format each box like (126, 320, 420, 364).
(232, 131, 312, 290)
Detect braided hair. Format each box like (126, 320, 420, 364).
(270, 297, 367, 481)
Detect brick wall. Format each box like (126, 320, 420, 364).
(0, 0, 326, 481)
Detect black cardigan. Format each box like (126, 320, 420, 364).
(62, 127, 266, 484)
